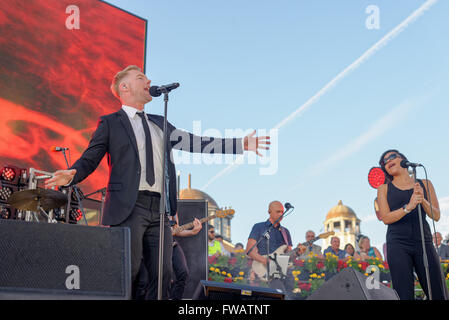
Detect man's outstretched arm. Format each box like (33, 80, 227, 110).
(45, 117, 109, 188)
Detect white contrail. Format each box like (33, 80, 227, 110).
(201, 0, 439, 190)
(273, 0, 439, 130)
(307, 97, 419, 176)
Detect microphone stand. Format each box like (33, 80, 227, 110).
(269, 253, 287, 281)
(84, 187, 107, 224)
(157, 89, 170, 300)
(411, 166, 432, 300)
(61, 149, 88, 226)
(247, 207, 293, 286)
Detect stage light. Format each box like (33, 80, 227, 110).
(53, 207, 83, 223)
(0, 165, 27, 186)
(0, 206, 11, 219)
(0, 186, 13, 202)
(71, 208, 83, 222)
(1, 167, 16, 182)
(368, 167, 385, 189)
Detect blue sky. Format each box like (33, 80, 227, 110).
(106, 0, 449, 252)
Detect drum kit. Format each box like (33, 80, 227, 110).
(1, 167, 104, 224)
(7, 188, 67, 223)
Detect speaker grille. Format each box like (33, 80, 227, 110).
(0, 220, 130, 298)
(193, 280, 285, 300)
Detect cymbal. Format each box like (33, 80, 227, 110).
(8, 188, 67, 212)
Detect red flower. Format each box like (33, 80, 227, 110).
(294, 259, 305, 267)
(337, 260, 347, 271)
(316, 261, 325, 270)
(298, 282, 311, 291)
(360, 261, 369, 271)
(383, 261, 389, 270)
(224, 277, 232, 283)
(208, 255, 217, 265)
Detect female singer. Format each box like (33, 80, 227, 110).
(377, 149, 447, 300)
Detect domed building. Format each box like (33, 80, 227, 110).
(323, 200, 361, 250)
(178, 174, 233, 242)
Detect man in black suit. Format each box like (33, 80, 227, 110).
(45, 65, 270, 299)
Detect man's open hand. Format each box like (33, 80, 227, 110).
(243, 130, 270, 156)
(44, 169, 77, 188)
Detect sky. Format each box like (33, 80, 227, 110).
(106, 0, 449, 253)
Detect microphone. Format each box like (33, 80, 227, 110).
(50, 146, 69, 152)
(149, 83, 180, 97)
(400, 160, 422, 168)
(284, 202, 294, 210)
(35, 174, 52, 180)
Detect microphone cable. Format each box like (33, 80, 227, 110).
(421, 165, 448, 300)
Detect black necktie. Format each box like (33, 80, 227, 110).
(136, 112, 155, 186)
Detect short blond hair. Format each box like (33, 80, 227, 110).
(358, 236, 369, 248)
(110, 65, 141, 99)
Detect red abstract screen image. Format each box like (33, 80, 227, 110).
(0, 0, 147, 198)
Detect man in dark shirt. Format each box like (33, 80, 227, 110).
(246, 201, 295, 282)
(246, 201, 293, 265)
(323, 236, 348, 260)
(246, 201, 304, 298)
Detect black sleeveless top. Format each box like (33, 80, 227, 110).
(386, 179, 432, 243)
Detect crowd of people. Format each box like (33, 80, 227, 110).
(208, 218, 449, 298)
(209, 226, 449, 266)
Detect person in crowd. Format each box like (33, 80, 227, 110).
(208, 225, 228, 257)
(231, 242, 245, 257)
(323, 236, 348, 260)
(344, 243, 361, 259)
(298, 230, 323, 260)
(357, 236, 383, 261)
(377, 149, 447, 300)
(214, 234, 231, 257)
(433, 232, 449, 261)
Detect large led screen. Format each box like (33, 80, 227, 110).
(0, 0, 147, 203)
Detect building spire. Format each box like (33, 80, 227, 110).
(188, 173, 191, 189)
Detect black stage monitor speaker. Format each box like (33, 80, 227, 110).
(174, 199, 208, 299)
(307, 268, 399, 300)
(0, 220, 131, 299)
(193, 280, 285, 300)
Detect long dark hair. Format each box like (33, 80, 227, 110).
(378, 149, 408, 183)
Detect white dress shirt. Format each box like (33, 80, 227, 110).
(122, 105, 164, 194)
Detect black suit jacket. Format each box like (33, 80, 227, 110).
(70, 109, 243, 226)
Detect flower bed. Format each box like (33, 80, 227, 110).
(208, 252, 449, 299)
(208, 249, 251, 284)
